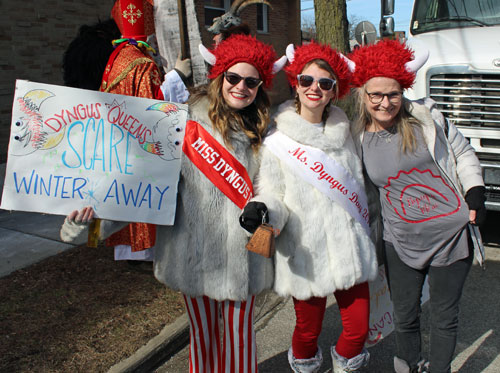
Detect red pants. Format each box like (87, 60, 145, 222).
(292, 282, 370, 359)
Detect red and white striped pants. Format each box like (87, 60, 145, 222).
(184, 295, 257, 373)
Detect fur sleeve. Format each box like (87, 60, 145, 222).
(251, 147, 289, 232)
(60, 217, 128, 243)
(60, 218, 89, 243)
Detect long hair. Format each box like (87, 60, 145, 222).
(294, 59, 338, 123)
(189, 75, 270, 151)
(353, 86, 421, 154)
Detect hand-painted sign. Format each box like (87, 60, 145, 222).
(0, 80, 188, 225)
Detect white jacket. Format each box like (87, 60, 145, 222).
(355, 97, 485, 264)
(160, 69, 190, 103)
(253, 100, 378, 300)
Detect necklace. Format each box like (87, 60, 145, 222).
(372, 125, 396, 143)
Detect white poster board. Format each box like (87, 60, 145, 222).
(366, 265, 430, 347)
(0, 80, 188, 225)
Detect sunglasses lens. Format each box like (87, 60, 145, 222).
(318, 79, 335, 91)
(298, 75, 314, 87)
(225, 73, 243, 85)
(298, 75, 335, 90)
(245, 78, 261, 89)
(225, 73, 261, 88)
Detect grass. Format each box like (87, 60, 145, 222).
(0, 244, 185, 373)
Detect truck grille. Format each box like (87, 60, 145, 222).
(486, 186, 500, 203)
(429, 74, 500, 127)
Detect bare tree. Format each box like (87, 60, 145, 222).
(348, 14, 361, 41)
(301, 13, 316, 40)
(314, 0, 349, 53)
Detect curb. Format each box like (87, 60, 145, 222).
(108, 314, 190, 373)
(108, 290, 285, 373)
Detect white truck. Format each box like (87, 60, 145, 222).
(381, 0, 500, 210)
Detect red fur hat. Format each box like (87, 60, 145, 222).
(199, 34, 286, 89)
(284, 41, 352, 99)
(348, 39, 427, 89)
(111, 0, 154, 42)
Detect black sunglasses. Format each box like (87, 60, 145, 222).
(224, 72, 263, 89)
(297, 74, 336, 91)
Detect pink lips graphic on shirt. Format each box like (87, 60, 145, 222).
(384, 168, 461, 223)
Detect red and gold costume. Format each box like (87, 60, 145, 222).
(100, 0, 162, 252)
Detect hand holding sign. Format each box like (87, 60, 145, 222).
(68, 206, 95, 224)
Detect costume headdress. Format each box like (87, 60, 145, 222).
(208, 0, 271, 34)
(348, 39, 429, 89)
(284, 41, 353, 99)
(111, 0, 154, 42)
(199, 34, 287, 88)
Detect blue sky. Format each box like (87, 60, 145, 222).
(301, 0, 415, 36)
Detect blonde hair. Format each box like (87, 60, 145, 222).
(189, 74, 270, 151)
(294, 59, 338, 123)
(352, 86, 421, 154)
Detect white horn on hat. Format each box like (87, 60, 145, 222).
(404, 38, 430, 73)
(339, 53, 356, 73)
(272, 55, 288, 74)
(198, 44, 216, 66)
(285, 44, 295, 63)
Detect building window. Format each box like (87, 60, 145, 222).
(257, 4, 268, 33)
(205, 0, 230, 27)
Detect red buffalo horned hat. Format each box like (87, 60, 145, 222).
(111, 0, 155, 42)
(284, 41, 353, 99)
(348, 39, 429, 89)
(198, 34, 287, 89)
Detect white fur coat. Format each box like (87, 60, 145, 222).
(253, 100, 378, 300)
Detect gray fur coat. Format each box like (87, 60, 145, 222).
(152, 97, 273, 301)
(253, 100, 378, 300)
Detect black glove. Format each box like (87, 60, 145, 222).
(465, 186, 487, 226)
(239, 202, 269, 234)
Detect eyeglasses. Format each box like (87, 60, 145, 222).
(224, 72, 263, 89)
(297, 74, 336, 91)
(365, 90, 403, 104)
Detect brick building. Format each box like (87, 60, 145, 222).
(0, 0, 300, 163)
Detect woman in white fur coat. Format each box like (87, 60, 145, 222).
(60, 34, 287, 373)
(239, 42, 378, 373)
